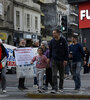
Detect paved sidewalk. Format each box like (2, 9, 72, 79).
(27, 73, 90, 99)
(1, 73, 90, 99)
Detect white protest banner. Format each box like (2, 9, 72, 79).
(15, 47, 34, 66)
(14, 47, 35, 78)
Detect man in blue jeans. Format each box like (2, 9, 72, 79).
(69, 34, 86, 90)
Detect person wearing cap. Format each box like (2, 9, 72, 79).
(0, 39, 8, 93)
(48, 29, 68, 93)
(69, 34, 86, 90)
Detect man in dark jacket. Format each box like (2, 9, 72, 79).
(48, 29, 68, 93)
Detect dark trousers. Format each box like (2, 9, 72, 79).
(52, 60, 64, 91)
(18, 78, 25, 88)
(46, 67, 52, 87)
(83, 64, 89, 74)
(34, 77, 38, 85)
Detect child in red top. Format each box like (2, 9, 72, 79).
(31, 47, 47, 93)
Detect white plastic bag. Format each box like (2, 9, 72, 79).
(16, 64, 35, 78)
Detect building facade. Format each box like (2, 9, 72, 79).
(14, 0, 41, 46)
(0, 0, 14, 44)
(41, 0, 67, 39)
(68, 0, 90, 50)
(66, 3, 79, 40)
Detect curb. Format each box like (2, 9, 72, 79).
(26, 93, 90, 99)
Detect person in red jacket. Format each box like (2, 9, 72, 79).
(0, 39, 8, 93)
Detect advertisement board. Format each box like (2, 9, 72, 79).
(79, 2, 90, 28)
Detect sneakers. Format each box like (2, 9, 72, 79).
(18, 86, 28, 90)
(51, 90, 57, 94)
(74, 88, 80, 91)
(2, 90, 7, 93)
(33, 85, 38, 88)
(38, 89, 44, 93)
(58, 89, 63, 92)
(42, 86, 48, 91)
(23, 87, 28, 89)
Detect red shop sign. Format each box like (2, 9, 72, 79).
(79, 2, 90, 28)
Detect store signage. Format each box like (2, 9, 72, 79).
(80, 10, 90, 20)
(0, 33, 7, 40)
(79, 2, 90, 28)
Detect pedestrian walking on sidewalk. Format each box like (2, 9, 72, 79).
(31, 47, 48, 93)
(0, 39, 8, 93)
(69, 34, 86, 90)
(48, 29, 68, 93)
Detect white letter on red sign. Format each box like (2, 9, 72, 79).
(86, 10, 90, 19)
(80, 10, 85, 20)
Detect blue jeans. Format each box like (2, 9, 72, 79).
(65, 63, 70, 75)
(72, 62, 81, 89)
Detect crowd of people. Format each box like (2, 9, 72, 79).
(0, 28, 90, 94)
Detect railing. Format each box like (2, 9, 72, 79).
(70, 21, 78, 26)
(33, 0, 44, 3)
(68, 0, 90, 4)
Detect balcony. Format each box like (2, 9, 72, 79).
(41, 23, 45, 29)
(33, 0, 44, 4)
(41, 12, 45, 16)
(68, 0, 90, 4)
(70, 21, 78, 27)
(70, 11, 78, 17)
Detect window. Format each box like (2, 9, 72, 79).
(31, 15, 32, 27)
(27, 14, 30, 28)
(16, 11, 20, 27)
(7, 6, 10, 21)
(35, 16, 38, 29)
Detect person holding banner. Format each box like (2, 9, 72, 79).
(31, 47, 48, 93)
(0, 39, 8, 93)
(16, 39, 28, 90)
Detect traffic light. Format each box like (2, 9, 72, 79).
(61, 16, 67, 32)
